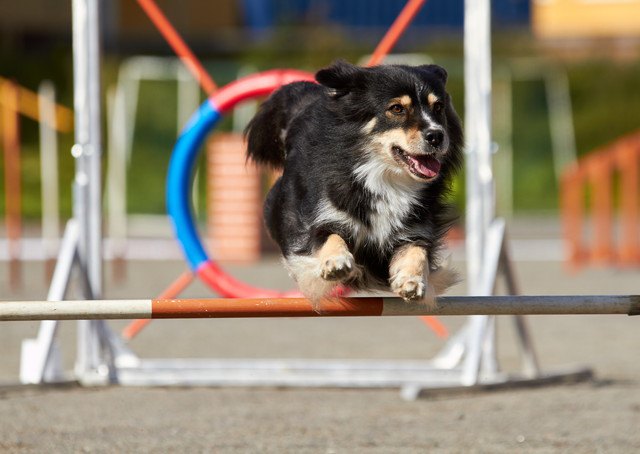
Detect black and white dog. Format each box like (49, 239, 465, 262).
(245, 60, 463, 308)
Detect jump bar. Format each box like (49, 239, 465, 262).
(1, 295, 639, 321)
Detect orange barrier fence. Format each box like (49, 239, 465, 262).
(1, 77, 73, 290)
(0, 76, 73, 132)
(561, 130, 640, 268)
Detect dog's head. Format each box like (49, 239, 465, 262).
(316, 60, 463, 184)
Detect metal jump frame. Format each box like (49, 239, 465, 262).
(18, 0, 615, 398)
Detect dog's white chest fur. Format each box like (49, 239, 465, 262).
(316, 158, 422, 251)
(368, 190, 417, 246)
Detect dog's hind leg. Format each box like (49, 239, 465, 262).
(389, 244, 458, 307)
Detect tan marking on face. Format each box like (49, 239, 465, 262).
(385, 95, 413, 118)
(398, 95, 412, 109)
(372, 128, 424, 156)
(362, 117, 377, 134)
(427, 93, 439, 107)
(372, 129, 409, 163)
(406, 126, 421, 143)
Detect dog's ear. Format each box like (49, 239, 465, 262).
(316, 60, 364, 98)
(420, 64, 448, 85)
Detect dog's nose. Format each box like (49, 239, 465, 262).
(425, 130, 444, 147)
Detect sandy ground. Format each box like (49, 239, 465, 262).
(1, 236, 639, 452)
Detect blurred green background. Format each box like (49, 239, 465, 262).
(1, 1, 639, 223)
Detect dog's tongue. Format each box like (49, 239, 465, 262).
(407, 154, 441, 178)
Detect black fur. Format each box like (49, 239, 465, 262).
(245, 60, 463, 294)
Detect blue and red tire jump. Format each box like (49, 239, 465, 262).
(166, 69, 315, 298)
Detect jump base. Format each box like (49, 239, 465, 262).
(107, 358, 593, 401)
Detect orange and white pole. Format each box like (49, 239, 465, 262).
(1, 295, 638, 321)
(121, 269, 195, 340)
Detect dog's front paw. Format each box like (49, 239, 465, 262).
(320, 252, 356, 281)
(391, 273, 425, 302)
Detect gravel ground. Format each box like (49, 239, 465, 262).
(1, 245, 639, 452)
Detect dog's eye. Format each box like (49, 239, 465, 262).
(432, 101, 444, 113)
(388, 104, 405, 115)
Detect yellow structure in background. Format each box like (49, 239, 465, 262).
(533, 0, 640, 39)
(0, 76, 73, 133)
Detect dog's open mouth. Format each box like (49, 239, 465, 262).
(392, 146, 441, 180)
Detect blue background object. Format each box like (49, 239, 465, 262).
(240, 0, 529, 34)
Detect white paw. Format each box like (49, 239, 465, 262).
(390, 273, 425, 302)
(320, 252, 356, 281)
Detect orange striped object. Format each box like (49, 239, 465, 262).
(135, 0, 218, 95)
(1, 295, 638, 321)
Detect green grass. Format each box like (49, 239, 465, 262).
(569, 61, 640, 153)
(511, 79, 557, 211)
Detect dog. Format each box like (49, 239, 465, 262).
(245, 60, 463, 309)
